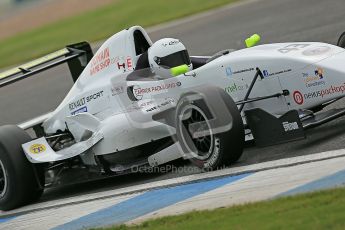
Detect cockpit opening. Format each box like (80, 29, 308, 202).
(133, 30, 151, 56)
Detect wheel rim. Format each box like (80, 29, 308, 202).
(179, 104, 214, 160)
(0, 160, 7, 198)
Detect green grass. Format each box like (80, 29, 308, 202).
(0, 0, 238, 69)
(102, 187, 345, 230)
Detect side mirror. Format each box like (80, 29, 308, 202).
(245, 34, 261, 48)
(171, 64, 189, 76)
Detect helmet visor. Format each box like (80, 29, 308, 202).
(155, 50, 191, 69)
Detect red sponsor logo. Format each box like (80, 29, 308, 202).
(126, 57, 133, 70)
(293, 91, 304, 105)
(304, 82, 345, 100)
(115, 56, 133, 71)
(90, 48, 111, 75)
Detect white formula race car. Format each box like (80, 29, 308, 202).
(1, 26, 345, 210)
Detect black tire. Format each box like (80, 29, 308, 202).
(176, 86, 244, 170)
(0, 125, 44, 210)
(337, 32, 345, 48)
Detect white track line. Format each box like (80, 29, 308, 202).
(0, 194, 137, 230)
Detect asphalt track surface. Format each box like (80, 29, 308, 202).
(1, 0, 345, 203)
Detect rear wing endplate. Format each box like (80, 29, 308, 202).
(0, 42, 93, 88)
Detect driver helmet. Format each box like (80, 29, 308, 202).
(148, 38, 192, 78)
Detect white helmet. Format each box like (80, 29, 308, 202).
(148, 38, 192, 78)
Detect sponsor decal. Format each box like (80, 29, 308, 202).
(69, 98, 86, 111)
(86, 90, 104, 103)
(145, 98, 176, 112)
(262, 69, 292, 78)
(203, 137, 220, 168)
(225, 67, 232, 76)
(304, 83, 345, 99)
(132, 85, 143, 100)
(224, 82, 249, 93)
(302, 67, 325, 88)
(302, 46, 331, 56)
(184, 72, 197, 77)
(162, 40, 180, 47)
(90, 47, 111, 75)
(303, 82, 345, 100)
(315, 68, 324, 79)
(126, 57, 133, 70)
(293, 90, 304, 105)
(69, 90, 104, 111)
(225, 67, 254, 77)
(29, 144, 46, 154)
(278, 44, 310, 53)
(125, 100, 154, 112)
(71, 106, 87, 115)
(139, 101, 154, 107)
(115, 56, 133, 71)
(282, 121, 299, 132)
(111, 86, 124, 96)
(303, 91, 322, 100)
(133, 81, 182, 100)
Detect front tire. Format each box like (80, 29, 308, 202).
(0, 125, 44, 210)
(176, 87, 244, 170)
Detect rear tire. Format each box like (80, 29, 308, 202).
(176, 86, 244, 170)
(337, 32, 345, 48)
(0, 125, 44, 210)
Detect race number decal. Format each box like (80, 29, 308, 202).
(293, 91, 304, 105)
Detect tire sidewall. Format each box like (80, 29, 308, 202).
(0, 148, 22, 209)
(175, 88, 244, 170)
(0, 125, 44, 210)
(337, 32, 345, 48)
(188, 135, 222, 170)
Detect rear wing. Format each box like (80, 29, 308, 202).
(0, 42, 93, 88)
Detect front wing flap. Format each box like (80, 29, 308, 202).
(22, 132, 103, 163)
